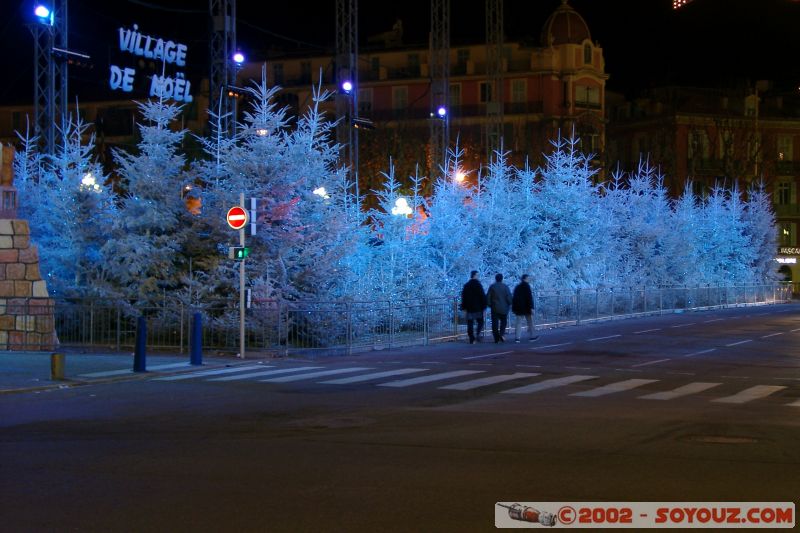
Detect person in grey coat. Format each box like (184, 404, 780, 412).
(486, 273, 513, 343)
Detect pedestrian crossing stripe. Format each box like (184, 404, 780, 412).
(712, 385, 787, 404)
(208, 366, 323, 382)
(80, 362, 191, 378)
(439, 372, 540, 391)
(379, 370, 484, 388)
(639, 382, 721, 400)
(502, 375, 597, 394)
(321, 368, 427, 385)
(571, 378, 658, 397)
(260, 367, 373, 383)
(154, 364, 267, 381)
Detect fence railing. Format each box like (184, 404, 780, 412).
(4, 283, 791, 355)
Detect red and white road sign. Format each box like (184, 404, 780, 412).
(226, 206, 249, 229)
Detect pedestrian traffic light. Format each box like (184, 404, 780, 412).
(228, 246, 250, 260)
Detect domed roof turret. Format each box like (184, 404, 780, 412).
(540, 0, 591, 46)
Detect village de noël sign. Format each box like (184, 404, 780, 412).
(109, 24, 193, 103)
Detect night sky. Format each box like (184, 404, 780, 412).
(1, 0, 799, 104)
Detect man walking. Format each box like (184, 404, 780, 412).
(512, 274, 539, 342)
(486, 273, 512, 343)
(460, 270, 487, 344)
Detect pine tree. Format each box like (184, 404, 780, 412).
(102, 99, 190, 303)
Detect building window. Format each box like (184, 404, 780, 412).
(371, 57, 380, 73)
(359, 88, 373, 115)
(272, 63, 284, 85)
(575, 85, 599, 107)
(583, 43, 592, 64)
(776, 181, 792, 205)
(480, 82, 492, 103)
(407, 53, 419, 73)
(300, 61, 311, 83)
(779, 222, 795, 246)
(449, 83, 461, 107)
(511, 79, 526, 103)
(778, 135, 794, 161)
(688, 130, 710, 160)
(456, 49, 470, 65)
(392, 86, 408, 110)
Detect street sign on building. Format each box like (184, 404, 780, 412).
(226, 206, 249, 230)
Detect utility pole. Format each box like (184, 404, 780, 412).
(429, 0, 450, 175)
(31, 0, 68, 155)
(239, 192, 246, 359)
(209, 0, 237, 136)
(336, 0, 359, 200)
(485, 0, 504, 164)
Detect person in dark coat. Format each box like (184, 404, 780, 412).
(460, 270, 487, 344)
(512, 274, 539, 342)
(486, 273, 513, 343)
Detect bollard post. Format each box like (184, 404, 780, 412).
(50, 352, 65, 381)
(133, 316, 147, 372)
(190, 312, 203, 366)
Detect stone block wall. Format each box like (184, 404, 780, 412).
(0, 219, 56, 351)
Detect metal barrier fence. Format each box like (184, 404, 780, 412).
(5, 283, 791, 354)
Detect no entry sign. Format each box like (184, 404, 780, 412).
(226, 206, 249, 230)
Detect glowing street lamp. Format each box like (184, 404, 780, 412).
(391, 197, 412, 216)
(341, 80, 353, 94)
(34, 4, 53, 25)
(313, 186, 330, 199)
(80, 172, 101, 192)
(232, 52, 245, 65)
(454, 170, 467, 183)
(437, 106, 447, 118)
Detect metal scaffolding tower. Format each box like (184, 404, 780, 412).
(485, 0, 504, 162)
(31, 0, 68, 155)
(336, 0, 359, 197)
(429, 0, 450, 175)
(209, 0, 237, 135)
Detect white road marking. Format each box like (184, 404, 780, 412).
(631, 358, 671, 368)
(712, 385, 786, 404)
(208, 366, 322, 382)
(774, 377, 800, 381)
(634, 328, 661, 334)
(639, 382, 721, 401)
(719, 375, 751, 379)
(565, 366, 591, 370)
(439, 372, 540, 391)
(154, 364, 266, 381)
(615, 368, 644, 373)
(791, 328, 800, 333)
(666, 371, 696, 376)
(502, 375, 597, 394)
(725, 339, 753, 347)
(684, 348, 716, 357)
(468, 363, 493, 366)
(703, 319, 725, 323)
(463, 351, 512, 360)
(261, 367, 372, 383)
(533, 342, 572, 349)
(379, 370, 484, 388)
(321, 368, 427, 385)
(79, 362, 191, 378)
(421, 361, 446, 364)
(788, 399, 800, 407)
(571, 378, 658, 397)
(760, 332, 784, 338)
(515, 364, 542, 368)
(670, 323, 696, 328)
(588, 334, 622, 341)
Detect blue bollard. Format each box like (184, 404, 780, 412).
(133, 316, 147, 372)
(190, 312, 203, 366)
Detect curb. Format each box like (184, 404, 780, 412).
(0, 361, 266, 396)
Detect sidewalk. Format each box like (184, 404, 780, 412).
(0, 350, 254, 395)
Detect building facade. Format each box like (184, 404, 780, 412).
(607, 85, 800, 281)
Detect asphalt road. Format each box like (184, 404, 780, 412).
(2, 304, 799, 532)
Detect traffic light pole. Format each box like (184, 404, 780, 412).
(239, 192, 246, 359)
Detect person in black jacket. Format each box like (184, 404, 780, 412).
(487, 273, 513, 343)
(460, 270, 487, 344)
(512, 274, 539, 342)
